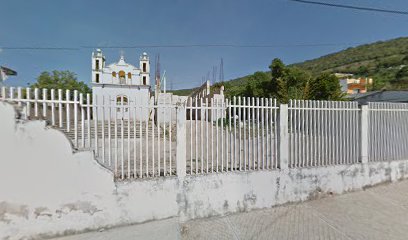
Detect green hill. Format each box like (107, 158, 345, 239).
(174, 37, 408, 95)
(292, 37, 408, 89)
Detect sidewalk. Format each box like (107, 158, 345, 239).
(183, 179, 408, 240)
(51, 217, 181, 240)
(52, 179, 408, 240)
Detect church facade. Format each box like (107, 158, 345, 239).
(91, 49, 151, 120)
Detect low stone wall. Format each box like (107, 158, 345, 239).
(1, 101, 408, 239)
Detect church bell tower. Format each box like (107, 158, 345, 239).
(92, 49, 105, 84)
(139, 52, 150, 85)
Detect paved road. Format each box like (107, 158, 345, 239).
(53, 180, 408, 240)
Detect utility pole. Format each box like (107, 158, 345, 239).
(219, 58, 224, 82)
(212, 66, 217, 83)
(154, 54, 161, 103)
(162, 70, 167, 93)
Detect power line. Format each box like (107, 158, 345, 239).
(80, 43, 364, 49)
(0, 42, 367, 51)
(289, 0, 408, 15)
(0, 47, 79, 50)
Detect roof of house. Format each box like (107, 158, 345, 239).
(348, 90, 408, 104)
(0, 66, 17, 76)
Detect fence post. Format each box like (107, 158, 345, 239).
(279, 104, 289, 169)
(17, 87, 22, 107)
(73, 90, 78, 147)
(360, 105, 369, 164)
(34, 88, 39, 117)
(176, 104, 186, 178)
(1, 87, 6, 100)
(26, 88, 31, 118)
(9, 87, 14, 100)
(42, 88, 47, 118)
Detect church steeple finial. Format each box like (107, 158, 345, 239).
(120, 50, 125, 60)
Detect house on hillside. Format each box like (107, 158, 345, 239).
(338, 75, 373, 95)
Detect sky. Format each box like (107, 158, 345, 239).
(0, 0, 408, 90)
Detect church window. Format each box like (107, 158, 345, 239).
(143, 63, 147, 72)
(116, 95, 129, 104)
(119, 71, 126, 84)
(96, 60, 99, 70)
(112, 71, 116, 77)
(143, 76, 147, 85)
(128, 72, 132, 79)
(123, 96, 129, 112)
(95, 73, 99, 83)
(116, 95, 129, 112)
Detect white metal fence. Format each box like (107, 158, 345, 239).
(186, 97, 279, 174)
(368, 102, 408, 162)
(2, 85, 408, 181)
(0, 86, 176, 180)
(288, 100, 360, 167)
(91, 102, 176, 179)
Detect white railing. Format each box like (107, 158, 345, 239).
(288, 100, 360, 167)
(0, 86, 176, 180)
(0, 87, 87, 144)
(3, 86, 408, 180)
(368, 102, 408, 162)
(91, 102, 176, 179)
(186, 96, 279, 174)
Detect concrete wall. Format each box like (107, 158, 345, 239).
(1, 101, 408, 239)
(92, 85, 151, 120)
(178, 161, 408, 220)
(0, 102, 120, 239)
(156, 93, 188, 123)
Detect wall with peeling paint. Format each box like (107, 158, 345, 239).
(0, 102, 119, 239)
(1, 101, 408, 239)
(0, 102, 182, 240)
(177, 161, 408, 220)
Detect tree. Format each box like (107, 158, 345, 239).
(243, 71, 269, 98)
(356, 65, 369, 76)
(391, 66, 408, 89)
(307, 73, 344, 100)
(396, 66, 408, 80)
(234, 59, 344, 102)
(401, 55, 408, 65)
(268, 58, 286, 100)
(268, 59, 312, 102)
(31, 71, 91, 96)
(285, 67, 311, 100)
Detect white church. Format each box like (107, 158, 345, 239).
(91, 49, 151, 120)
(91, 49, 224, 122)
